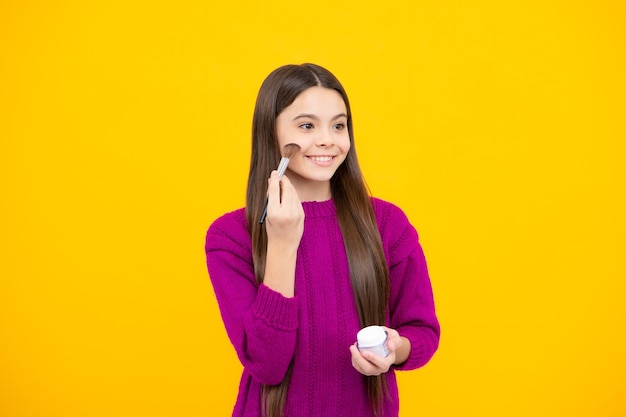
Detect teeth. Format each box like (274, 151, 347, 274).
(310, 156, 332, 162)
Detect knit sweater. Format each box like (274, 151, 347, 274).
(205, 198, 440, 417)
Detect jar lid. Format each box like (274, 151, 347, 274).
(357, 325, 387, 347)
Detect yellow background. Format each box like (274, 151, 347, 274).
(1, 1, 625, 416)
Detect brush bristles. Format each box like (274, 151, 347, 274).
(282, 143, 300, 159)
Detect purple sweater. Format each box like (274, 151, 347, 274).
(205, 198, 439, 417)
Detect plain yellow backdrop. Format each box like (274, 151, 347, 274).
(1, 0, 625, 416)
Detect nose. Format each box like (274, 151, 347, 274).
(316, 129, 333, 147)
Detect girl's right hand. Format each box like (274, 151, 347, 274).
(264, 170, 304, 255)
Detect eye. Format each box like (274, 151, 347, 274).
(299, 123, 313, 130)
(333, 123, 346, 130)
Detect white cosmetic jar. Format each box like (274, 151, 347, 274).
(356, 325, 389, 358)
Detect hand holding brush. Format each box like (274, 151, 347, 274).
(259, 143, 301, 224)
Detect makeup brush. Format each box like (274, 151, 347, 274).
(259, 143, 301, 224)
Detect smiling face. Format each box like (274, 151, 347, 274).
(275, 86, 351, 201)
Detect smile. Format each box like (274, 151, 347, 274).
(308, 155, 334, 163)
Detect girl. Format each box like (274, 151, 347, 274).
(205, 63, 440, 417)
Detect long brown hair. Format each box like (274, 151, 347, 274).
(246, 63, 390, 417)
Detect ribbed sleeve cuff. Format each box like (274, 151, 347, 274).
(395, 326, 439, 371)
(253, 284, 299, 331)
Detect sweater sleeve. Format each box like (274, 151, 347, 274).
(374, 199, 440, 371)
(389, 233, 440, 370)
(205, 211, 299, 385)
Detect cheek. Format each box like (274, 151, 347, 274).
(275, 118, 294, 146)
(336, 138, 351, 166)
(275, 126, 287, 146)
(341, 135, 351, 154)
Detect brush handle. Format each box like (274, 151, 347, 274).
(276, 157, 289, 177)
(258, 199, 270, 224)
(259, 157, 290, 224)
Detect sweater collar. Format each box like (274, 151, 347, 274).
(301, 199, 336, 218)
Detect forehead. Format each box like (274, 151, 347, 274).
(284, 87, 347, 116)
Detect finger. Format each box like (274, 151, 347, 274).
(352, 354, 373, 375)
(362, 348, 395, 374)
(381, 326, 400, 339)
(278, 175, 299, 206)
(350, 345, 369, 372)
(267, 170, 280, 206)
(361, 350, 386, 368)
(351, 345, 383, 376)
(350, 352, 363, 373)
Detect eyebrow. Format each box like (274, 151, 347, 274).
(293, 113, 348, 121)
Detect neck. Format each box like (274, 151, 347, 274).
(292, 180, 332, 202)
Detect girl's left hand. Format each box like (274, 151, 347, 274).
(349, 327, 406, 376)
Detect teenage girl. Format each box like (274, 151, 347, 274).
(205, 63, 440, 417)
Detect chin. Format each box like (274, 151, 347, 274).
(308, 173, 336, 182)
